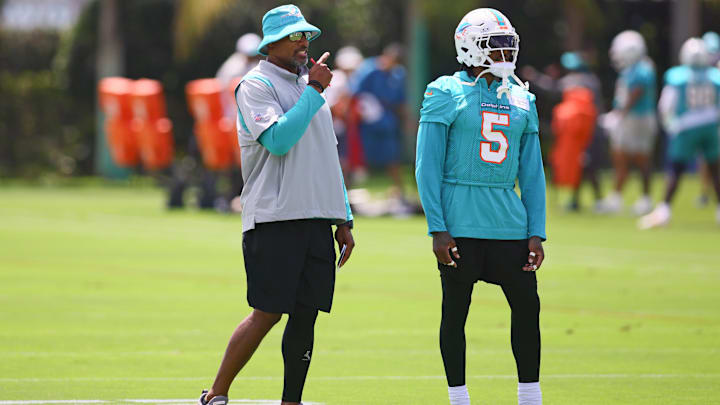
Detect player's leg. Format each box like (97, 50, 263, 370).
(501, 272, 540, 384)
(639, 129, 694, 229)
(706, 160, 720, 224)
(663, 162, 687, 205)
(638, 161, 683, 229)
(440, 274, 474, 405)
(206, 309, 282, 401)
(596, 147, 626, 213)
(631, 116, 657, 215)
(438, 238, 481, 405)
(700, 128, 720, 223)
(696, 160, 711, 207)
(281, 302, 319, 404)
(612, 148, 629, 194)
(486, 240, 541, 404)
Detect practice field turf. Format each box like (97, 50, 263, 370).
(1, 177, 719, 404)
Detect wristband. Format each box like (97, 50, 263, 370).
(339, 220, 353, 229)
(308, 80, 325, 93)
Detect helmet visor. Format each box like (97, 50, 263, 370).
(486, 34, 517, 49)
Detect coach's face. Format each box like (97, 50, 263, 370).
(267, 35, 309, 72)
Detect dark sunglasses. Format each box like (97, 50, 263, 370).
(289, 31, 312, 41)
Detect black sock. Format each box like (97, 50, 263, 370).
(281, 303, 319, 402)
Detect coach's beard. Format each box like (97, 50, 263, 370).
(293, 48, 309, 67)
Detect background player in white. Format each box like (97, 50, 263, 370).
(639, 38, 720, 228)
(598, 30, 657, 215)
(416, 8, 546, 405)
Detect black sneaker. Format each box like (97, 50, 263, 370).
(198, 390, 229, 405)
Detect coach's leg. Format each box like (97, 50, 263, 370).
(207, 309, 282, 400)
(440, 275, 474, 387)
(281, 302, 319, 404)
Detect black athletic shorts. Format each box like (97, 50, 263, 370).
(242, 219, 336, 314)
(437, 238, 534, 287)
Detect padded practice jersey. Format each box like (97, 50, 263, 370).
(614, 59, 657, 116)
(416, 71, 546, 240)
(658, 65, 720, 135)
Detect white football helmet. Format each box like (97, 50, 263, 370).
(609, 30, 646, 71)
(680, 37, 710, 67)
(454, 8, 527, 98)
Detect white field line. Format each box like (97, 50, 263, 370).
(1, 373, 719, 384)
(2, 347, 718, 357)
(0, 401, 324, 405)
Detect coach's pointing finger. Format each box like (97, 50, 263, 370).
(316, 51, 330, 65)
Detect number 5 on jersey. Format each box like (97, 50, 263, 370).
(480, 111, 509, 164)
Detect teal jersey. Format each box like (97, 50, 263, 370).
(415, 71, 546, 241)
(660, 65, 720, 162)
(614, 59, 657, 116)
(659, 65, 720, 134)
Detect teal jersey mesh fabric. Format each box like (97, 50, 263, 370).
(662, 65, 720, 162)
(416, 71, 546, 240)
(664, 65, 720, 117)
(614, 59, 657, 116)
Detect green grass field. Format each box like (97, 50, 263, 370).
(1, 177, 719, 404)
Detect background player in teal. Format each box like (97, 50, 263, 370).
(598, 30, 658, 216)
(415, 8, 545, 405)
(639, 38, 720, 229)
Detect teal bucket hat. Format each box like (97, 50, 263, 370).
(257, 4, 321, 56)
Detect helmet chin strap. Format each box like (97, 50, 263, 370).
(468, 64, 529, 99)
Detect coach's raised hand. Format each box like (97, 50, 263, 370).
(308, 52, 332, 93)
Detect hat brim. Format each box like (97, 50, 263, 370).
(257, 22, 321, 56)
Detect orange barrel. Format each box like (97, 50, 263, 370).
(98, 77, 139, 167)
(185, 78, 237, 170)
(551, 87, 597, 188)
(227, 77, 244, 166)
(130, 79, 174, 170)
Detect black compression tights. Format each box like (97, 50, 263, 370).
(281, 303, 319, 402)
(440, 276, 541, 386)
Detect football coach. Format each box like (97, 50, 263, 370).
(198, 4, 355, 405)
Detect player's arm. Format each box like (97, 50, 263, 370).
(621, 87, 644, 115)
(416, 81, 461, 267)
(621, 69, 650, 115)
(657, 84, 679, 133)
(416, 122, 459, 267)
(518, 97, 547, 270)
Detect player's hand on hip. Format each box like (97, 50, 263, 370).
(432, 231, 460, 268)
(524, 236, 544, 271)
(309, 52, 332, 90)
(334, 224, 354, 267)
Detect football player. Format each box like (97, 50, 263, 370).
(416, 8, 545, 405)
(639, 38, 720, 228)
(597, 30, 657, 215)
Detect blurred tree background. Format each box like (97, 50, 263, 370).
(1, 0, 719, 178)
